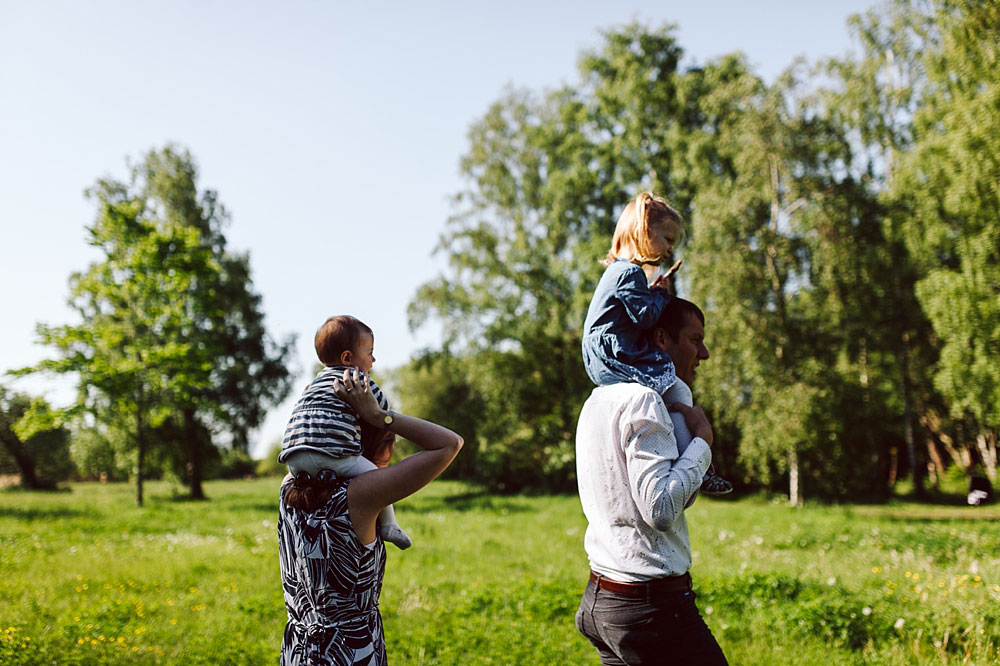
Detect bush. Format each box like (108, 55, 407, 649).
(0, 390, 74, 489)
(255, 442, 286, 477)
(209, 448, 258, 480)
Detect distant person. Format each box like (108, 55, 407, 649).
(968, 475, 993, 506)
(278, 315, 411, 549)
(278, 367, 463, 665)
(581, 192, 730, 494)
(575, 298, 729, 665)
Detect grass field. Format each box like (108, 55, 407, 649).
(1, 478, 998, 665)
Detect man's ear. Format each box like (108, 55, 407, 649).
(651, 328, 667, 351)
(339, 349, 353, 365)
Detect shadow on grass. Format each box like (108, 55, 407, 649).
(226, 501, 279, 513)
(408, 489, 535, 513)
(851, 503, 1000, 522)
(0, 505, 89, 520)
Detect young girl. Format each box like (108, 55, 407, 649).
(582, 192, 732, 494)
(278, 315, 413, 548)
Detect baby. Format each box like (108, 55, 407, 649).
(277, 315, 412, 548)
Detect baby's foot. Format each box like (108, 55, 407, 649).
(379, 524, 413, 550)
(701, 471, 733, 495)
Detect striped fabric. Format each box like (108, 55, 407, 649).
(278, 366, 389, 462)
(278, 476, 387, 666)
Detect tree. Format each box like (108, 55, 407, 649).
(387, 351, 484, 481)
(893, 0, 1000, 481)
(408, 25, 721, 491)
(17, 145, 295, 503)
(132, 147, 296, 498)
(0, 387, 73, 490)
(408, 12, 997, 499)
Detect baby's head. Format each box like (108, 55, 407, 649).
(314, 315, 375, 372)
(604, 192, 683, 266)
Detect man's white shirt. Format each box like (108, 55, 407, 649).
(576, 382, 711, 582)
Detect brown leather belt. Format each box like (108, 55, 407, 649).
(589, 571, 692, 597)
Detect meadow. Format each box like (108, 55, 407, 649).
(1, 478, 998, 665)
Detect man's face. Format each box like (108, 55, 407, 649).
(657, 313, 709, 386)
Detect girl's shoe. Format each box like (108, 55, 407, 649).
(701, 470, 733, 495)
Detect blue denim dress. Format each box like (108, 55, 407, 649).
(582, 259, 676, 394)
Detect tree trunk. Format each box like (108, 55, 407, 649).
(0, 439, 41, 490)
(975, 431, 997, 482)
(788, 448, 802, 507)
(887, 446, 899, 487)
(926, 439, 947, 487)
(895, 332, 924, 497)
(185, 408, 205, 500)
(136, 384, 145, 507)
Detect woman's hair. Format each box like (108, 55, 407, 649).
(315, 315, 373, 366)
(603, 192, 683, 266)
(282, 472, 338, 513)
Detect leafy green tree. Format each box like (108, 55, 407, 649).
(408, 25, 753, 491)
(408, 87, 594, 491)
(69, 426, 130, 482)
(0, 388, 73, 489)
(17, 145, 295, 503)
(408, 11, 997, 500)
(893, 0, 1000, 481)
(387, 351, 484, 481)
(812, 0, 944, 496)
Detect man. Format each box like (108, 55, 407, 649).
(574, 297, 728, 665)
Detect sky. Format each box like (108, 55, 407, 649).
(1, 0, 879, 457)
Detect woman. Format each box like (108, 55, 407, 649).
(277, 367, 463, 665)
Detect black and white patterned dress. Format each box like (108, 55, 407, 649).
(278, 476, 387, 666)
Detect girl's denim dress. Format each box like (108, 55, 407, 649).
(582, 259, 676, 395)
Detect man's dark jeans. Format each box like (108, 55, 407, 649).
(575, 578, 729, 665)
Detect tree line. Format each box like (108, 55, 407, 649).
(3, 0, 995, 505)
(391, 0, 998, 501)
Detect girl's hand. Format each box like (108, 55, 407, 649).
(651, 258, 682, 292)
(332, 367, 385, 426)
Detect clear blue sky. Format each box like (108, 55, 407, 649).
(1, 0, 878, 456)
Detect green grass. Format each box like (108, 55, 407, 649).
(1, 479, 998, 664)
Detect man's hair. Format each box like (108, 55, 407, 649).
(314, 315, 373, 366)
(649, 298, 704, 343)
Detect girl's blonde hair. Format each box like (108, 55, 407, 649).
(603, 192, 683, 266)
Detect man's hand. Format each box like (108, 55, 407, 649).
(668, 402, 713, 446)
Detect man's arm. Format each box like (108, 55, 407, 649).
(624, 392, 712, 531)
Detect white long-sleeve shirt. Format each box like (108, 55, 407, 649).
(576, 382, 711, 581)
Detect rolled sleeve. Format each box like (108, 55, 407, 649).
(624, 393, 712, 531)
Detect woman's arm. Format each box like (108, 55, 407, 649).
(333, 368, 464, 543)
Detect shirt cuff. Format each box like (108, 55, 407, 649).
(684, 437, 713, 476)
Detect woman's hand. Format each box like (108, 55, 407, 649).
(332, 367, 385, 427)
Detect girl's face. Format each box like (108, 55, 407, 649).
(646, 219, 680, 263)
